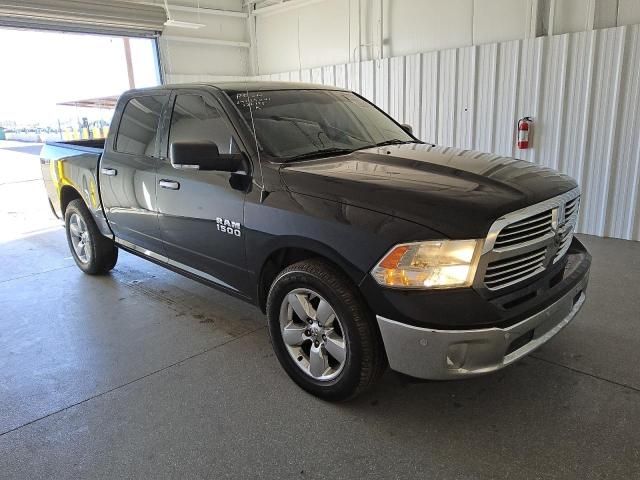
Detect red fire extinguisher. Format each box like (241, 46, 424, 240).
(517, 117, 532, 149)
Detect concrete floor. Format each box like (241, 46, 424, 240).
(1, 141, 639, 479)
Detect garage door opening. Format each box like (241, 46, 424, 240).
(0, 28, 161, 143)
(0, 27, 161, 242)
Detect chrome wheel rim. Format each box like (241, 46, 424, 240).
(279, 288, 347, 381)
(69, 213, 91, 264)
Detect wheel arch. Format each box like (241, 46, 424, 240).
(255, 237, 368, 313)
(59, 185, 83, 216)
(59, 185, 113, 238)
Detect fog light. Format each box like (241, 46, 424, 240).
(446, 343, 469, 369)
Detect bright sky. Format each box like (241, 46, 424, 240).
(0, 28, 160, 127)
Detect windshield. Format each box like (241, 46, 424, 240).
(229, 89, 415, 160)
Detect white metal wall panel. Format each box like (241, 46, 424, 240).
(609, 26, 640, 239)
(455, 46, 476, 149)
(389, 56, 405, 122)
(374, 58, 390, 113)
(474, 43, 498, 153)
(516, 38, 544, 164)
(404, 54, 422, 137)
(582, 28, 626, 237)
(347, 62, 360, 93)
(322, 65, 335, 86)
(561, 30, 596, 231)
(269, 24, 640, 241)
(437, 49, 458, 147)
(334, 64, 347, 88)
(311, 67, 323, 85)
(538, 35, 569, 172)
(420, 51, 439, 142)
(360, 61, 375, 102)
(494, 40, 520, 157)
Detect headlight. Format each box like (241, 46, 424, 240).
(371, 239, 482, 289)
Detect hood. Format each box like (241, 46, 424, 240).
(278, 144, 577, 238)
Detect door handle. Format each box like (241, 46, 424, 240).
(159, 179, 180, 190)
(101, 167, 117, 176)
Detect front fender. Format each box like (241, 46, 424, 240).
(244, 189, 444, 307)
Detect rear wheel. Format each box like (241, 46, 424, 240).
(266, 259, 386, 401)
(65, 199, 118, 274)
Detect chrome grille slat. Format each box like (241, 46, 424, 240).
(485, 264, 544, 288)
(485, 252, 547, 279)
(478, 189, 581, 291)
(493, 209, 553, 249)
(501, 211, 552, 230)
(485, 258, 546, 280)
(484, 267, 544, 289)
(485, 249, 547, 270)
(496, 218, 554, 238)
(494, 227, 553, 248)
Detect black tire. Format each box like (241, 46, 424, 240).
(266, 259, 386, 401)
(64, 199, 118, 275)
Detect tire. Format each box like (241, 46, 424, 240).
(65, 199, 118, 275)
(266, 259, 386, 401)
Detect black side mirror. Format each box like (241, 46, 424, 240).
(401, 124, 413, 135)
(170, 142, 248, 173)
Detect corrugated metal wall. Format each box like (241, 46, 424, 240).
(256, 24, 640, 241)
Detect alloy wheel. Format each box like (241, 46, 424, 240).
(279, 288, 347, 381)
(69, 213, 91, 264)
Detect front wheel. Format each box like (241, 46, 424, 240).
(266, 259, 386, 401)
(65, 199, 118, 275)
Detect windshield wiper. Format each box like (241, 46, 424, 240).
(374, 139, 421, 147)
(285, 147, 356, 162)
(352, 139, 423, 152)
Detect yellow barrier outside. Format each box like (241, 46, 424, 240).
(59, 126, 110, 141)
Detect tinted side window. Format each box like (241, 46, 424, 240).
(169, 94, 238, 154)
(116, 95, 168, 156)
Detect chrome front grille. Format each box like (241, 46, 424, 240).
(554, 196, 580, 263)
(493, 210, 553, 249)
(477, 188, 581, 291)
(484, 247, 547, 290)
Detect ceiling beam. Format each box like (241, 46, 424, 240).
(139, 2, 248, 18)
(162, 34, 250, 48)
(251, 0, 327, 17)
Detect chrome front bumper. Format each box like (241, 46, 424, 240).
(376, 272, 589, 380)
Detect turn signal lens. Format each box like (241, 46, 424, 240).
(371, 240, 481, 289)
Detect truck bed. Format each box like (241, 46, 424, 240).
(40, 139, 104, 226)
(45, 138, 105, 153)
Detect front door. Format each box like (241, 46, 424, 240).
(99, 93, 169, 255)
(156, 91, 249, 295)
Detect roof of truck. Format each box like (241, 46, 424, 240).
(212, 81, 348, 92)
(130, 81, 349, 94)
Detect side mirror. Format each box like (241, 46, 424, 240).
(401, 124, 413, 135)
(170, 142, 248, 173)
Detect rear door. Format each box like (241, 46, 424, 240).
(100, 93, 169, 255)
(155, 90, 250, 295)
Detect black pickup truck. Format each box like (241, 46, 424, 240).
(41, 82, 591, 400)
